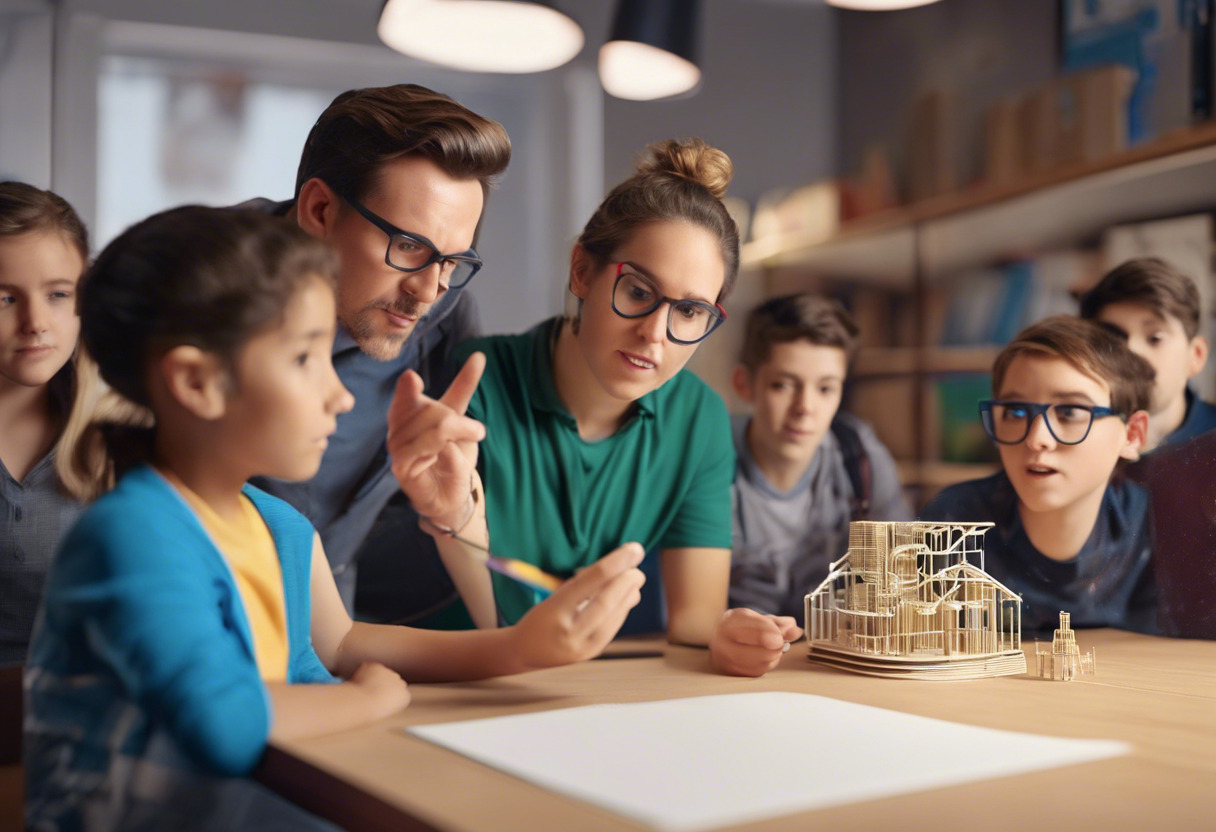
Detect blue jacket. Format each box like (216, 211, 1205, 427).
(1163, 387, 1216, 447)
(921, 471, 1156, 635)
(25, 466, 335, 830)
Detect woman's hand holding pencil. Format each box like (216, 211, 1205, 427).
(507, 542, 646, 670)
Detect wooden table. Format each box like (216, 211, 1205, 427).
(256, 630, 1216, 831)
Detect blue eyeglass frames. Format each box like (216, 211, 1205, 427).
(979, 400, 1124, 446)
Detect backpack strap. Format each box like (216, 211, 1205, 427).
(831, 417, 872, 522)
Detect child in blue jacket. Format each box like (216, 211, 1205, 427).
(24, 207, 644, 831)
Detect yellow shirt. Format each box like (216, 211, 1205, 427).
(160, 469, 290, 681)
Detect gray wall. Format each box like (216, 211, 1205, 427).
(599, 0, 838, 206)
(1, 0, 837, 336)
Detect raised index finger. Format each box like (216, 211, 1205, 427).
(438, 352, 486, 416)
(387, 368, 428, 432)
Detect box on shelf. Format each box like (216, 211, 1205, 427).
(750, 182, 840, 245)
(990, 64, 1136, 181)
(1057, 65, 1138, 166)
(908, 89, 958, 202)
(984, 97, 1022, 186)
(839, 144, 898, 221)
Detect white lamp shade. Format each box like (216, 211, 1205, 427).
(827, 0, 942, 8)
(378, 0, 585, 73)
(598, 40, 701, 101)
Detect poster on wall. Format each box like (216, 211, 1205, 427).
(1060, 0, 1213, 142)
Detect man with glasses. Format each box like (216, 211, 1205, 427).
(241, 84, 508, 613)
(921, 316, 1159, 635)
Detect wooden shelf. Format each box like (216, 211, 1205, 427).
(853, 346, 1000, 378)
(742, 122, 1216, 506)
(744, 120, 1216, 284)
(897, 461, 1000, 489)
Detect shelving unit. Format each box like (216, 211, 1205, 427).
(734, 122, 1216, 505)
(743, 121, 1216, 280)
(852, 346, 1000, 378)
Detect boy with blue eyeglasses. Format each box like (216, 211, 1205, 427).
(921, 316, 1158, 635)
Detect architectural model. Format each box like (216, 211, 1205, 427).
(804, 521, 1027, 679)
(1035, 612, 1096, 681)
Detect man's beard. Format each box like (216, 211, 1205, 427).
(348, 297, 425, 362)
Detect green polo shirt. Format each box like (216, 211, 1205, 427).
(455, 317, 735, 624)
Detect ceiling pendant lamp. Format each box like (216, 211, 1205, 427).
(599, 0, 702, 101)
(378, 0, 585, 73)
(826, 0, 943, 9)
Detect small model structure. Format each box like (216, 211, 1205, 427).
(1035, 612, 1096, 681)
(804, 521, 1026, 680)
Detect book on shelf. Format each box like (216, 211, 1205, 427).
(934, 374, 1001, 467)
(938, 250, 1099, 347)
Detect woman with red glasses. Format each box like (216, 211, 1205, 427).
(393, 138, 801, 677)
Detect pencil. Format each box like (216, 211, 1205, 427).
(483, 555, 563, 594)
(422, 518, 564, 595)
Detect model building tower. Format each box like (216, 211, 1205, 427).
(804, 521, 1026, 679)
(1035, 611, 1096, 681)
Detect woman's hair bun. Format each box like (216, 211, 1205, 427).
(635, 138, 732, 199)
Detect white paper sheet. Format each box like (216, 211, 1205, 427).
(408, 691, 1130, 832)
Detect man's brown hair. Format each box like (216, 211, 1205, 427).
(295, 84, 511, 202)
(740, 293, 860, 371)
(991, 316, 1154, 416)
(1079, 257, 1201, 338)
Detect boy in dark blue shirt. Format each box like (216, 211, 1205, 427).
(1080, 257, 1216, 450)
(922, 317, 1157, 635)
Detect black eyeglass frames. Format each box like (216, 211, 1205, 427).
(609, 263, 726, 345)
(340, 193, 482, 289)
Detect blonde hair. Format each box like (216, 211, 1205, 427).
(0, 182, 105, 501)
(53, 348, 152, 501)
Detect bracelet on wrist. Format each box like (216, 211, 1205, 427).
(423, 482, 479, 537)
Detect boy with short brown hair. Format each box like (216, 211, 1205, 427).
(922, 316, 1156, 634)
(1079, 257, 1214, 450)
(729, 294, 911, 619)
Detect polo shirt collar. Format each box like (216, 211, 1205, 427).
(526, 317, 658, 425)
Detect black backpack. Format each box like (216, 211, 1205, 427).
(830, 417, 872, 522)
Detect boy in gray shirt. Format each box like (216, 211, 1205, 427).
(729, 295, 911, 618)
